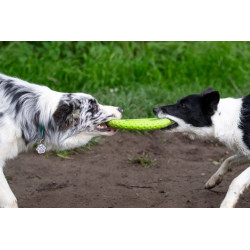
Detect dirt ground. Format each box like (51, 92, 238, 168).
(5, 131, 250, 208)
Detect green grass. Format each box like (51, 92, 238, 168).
(128, 153, 156, 168)
(0, 41, 250, 118)
(54, 150, 75, 159)
(5, 175, 13, 181)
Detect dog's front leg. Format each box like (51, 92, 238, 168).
(205, 155, 250, 189)
(220, 166, 250, 208)
(0, 165, 18, 208)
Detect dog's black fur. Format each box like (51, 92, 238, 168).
(239, 95, 250, 150)
(153, 88, 220, 129)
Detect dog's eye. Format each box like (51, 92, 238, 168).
(92, 103, 99, 112)
(181, 103, 186, 108)
(89, 99, 99, 113)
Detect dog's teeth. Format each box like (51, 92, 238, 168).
(97, 125, 108, 130)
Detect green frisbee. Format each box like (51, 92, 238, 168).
(107, 118, 174, 131)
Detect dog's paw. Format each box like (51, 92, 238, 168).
(204, 175, 223, 189)
(0, 199, 18, 208)
(183, 133, 196, 141)
(220, 199, 236, 208)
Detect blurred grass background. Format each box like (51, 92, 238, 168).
(0, 41, 249, 118)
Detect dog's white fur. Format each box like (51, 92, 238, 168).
(158, 98, 250, 208)
(0, 73, 122, 208)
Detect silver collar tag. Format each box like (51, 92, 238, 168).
(36, 125, 46, 154)
(36, 140, 46, 154)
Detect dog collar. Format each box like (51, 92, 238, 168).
(38, 124, 44, 140)
(36, 124, 46, 154)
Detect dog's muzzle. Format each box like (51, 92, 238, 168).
(153, 107, 178, 130)
(153, 107, 161, 115)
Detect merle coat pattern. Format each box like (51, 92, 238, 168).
(0, 73, 122, 208)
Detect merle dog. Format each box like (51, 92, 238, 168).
(0, 73, 123, 207)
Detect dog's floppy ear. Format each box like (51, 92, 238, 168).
(201, 91, 220, 116)
(53, 102, 80, 130)
(200, 87, 214, 96)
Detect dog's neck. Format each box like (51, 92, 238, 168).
(186, 97, 246, 152)
(211, 97, 247, 152)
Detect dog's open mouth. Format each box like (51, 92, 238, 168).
(161, 122, 179, 130)
(96, 122, 117, 133)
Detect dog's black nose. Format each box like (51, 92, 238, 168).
(153, 107, 161, 114)
(118, 107, 124, 113)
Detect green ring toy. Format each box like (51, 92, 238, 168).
(107, 118, 174, 131)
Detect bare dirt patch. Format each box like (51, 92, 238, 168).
(5, 131, 250, 208)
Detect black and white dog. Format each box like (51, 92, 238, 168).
(154, 88, 250, 208)
(0, 73, 123, 208)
